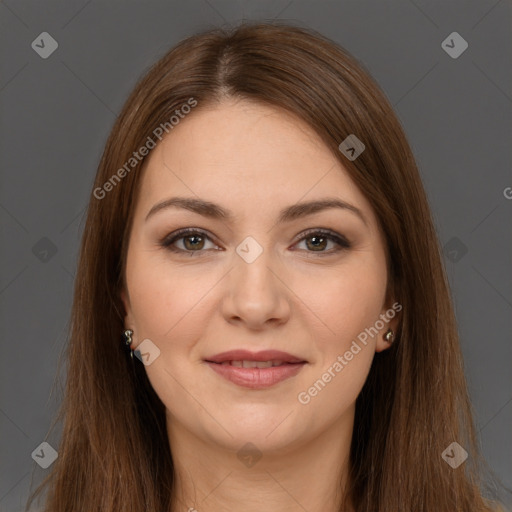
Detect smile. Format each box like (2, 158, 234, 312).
(204, 360, 306, 388)
(204, 349, 308, 389)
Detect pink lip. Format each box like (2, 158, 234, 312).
(204, 350, 307, 389)
(205, 361, 306, 389)
(205, 349, 306, 364)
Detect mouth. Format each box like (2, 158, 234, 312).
(204, 349, 307, 389)
(209, 359, 301, 368)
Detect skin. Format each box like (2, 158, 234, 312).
(122, 98, 398, 512)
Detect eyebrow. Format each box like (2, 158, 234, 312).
(145, 196, 368, 226)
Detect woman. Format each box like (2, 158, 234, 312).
(27, 21, 506, 512)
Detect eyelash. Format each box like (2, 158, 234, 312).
(159, 228, 351, 257)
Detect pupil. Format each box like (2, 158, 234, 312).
(307, 236, 326, 251)
(185, 235, 204, 250)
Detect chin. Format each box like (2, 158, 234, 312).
(201, 410, 310, 453)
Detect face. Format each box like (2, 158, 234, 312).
(122, 99, 397, 453)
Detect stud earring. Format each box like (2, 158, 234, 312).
(123, 329, 134, 359)
(383, 328, 394, 344)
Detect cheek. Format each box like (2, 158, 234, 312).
(293, 264, 385, 419)
(126, 250, 219, 341)
(291, 256, 387, 351)
(292, 259, 386, 403)
(125, 252, 218, 411)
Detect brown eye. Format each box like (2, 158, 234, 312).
(182, 233, 205, 250)
(293, 229, 351, 255)
(305, 235, 329, 251)
(160, 228, 219, 256)
(160, 227, 351, 257)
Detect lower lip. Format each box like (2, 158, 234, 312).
(205, 361, 306, 389)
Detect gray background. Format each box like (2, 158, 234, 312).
(1, 0, 511, 510)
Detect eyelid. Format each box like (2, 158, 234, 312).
(160, 227, 221, 251)
(292, 228, 351, 248)
(160, 227, 351, 255)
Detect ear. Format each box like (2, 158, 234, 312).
(120, 287, 135, 331)
(374, 298, 401, 353)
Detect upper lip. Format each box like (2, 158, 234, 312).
(205, 349, 307, 364)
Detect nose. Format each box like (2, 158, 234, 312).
(220, 245, 291, 330)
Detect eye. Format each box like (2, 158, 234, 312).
(160, 227, 351, 257)
(292, 228, 351, 256)
(160, 228, 220, 256)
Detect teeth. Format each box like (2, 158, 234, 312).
(224, 360, 286, 368)
(242, 360, 259, 368)
(254, 361, 273, 368)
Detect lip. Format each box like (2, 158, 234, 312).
(205, 349, 306, 364)
(204, 349, 307, 389)
(205, 361, 306, 389)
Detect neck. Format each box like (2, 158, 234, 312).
(167, 408, 355, 512)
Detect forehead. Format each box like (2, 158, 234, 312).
(137, 99, 375, 226)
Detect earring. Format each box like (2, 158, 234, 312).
(123, 329, 134, 359)
(383, 328, 394, 344)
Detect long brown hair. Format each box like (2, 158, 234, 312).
(27, 21, 506, 512)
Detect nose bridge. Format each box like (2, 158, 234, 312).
(234, 244, 274, 292)
(223, 235, 290, 326)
